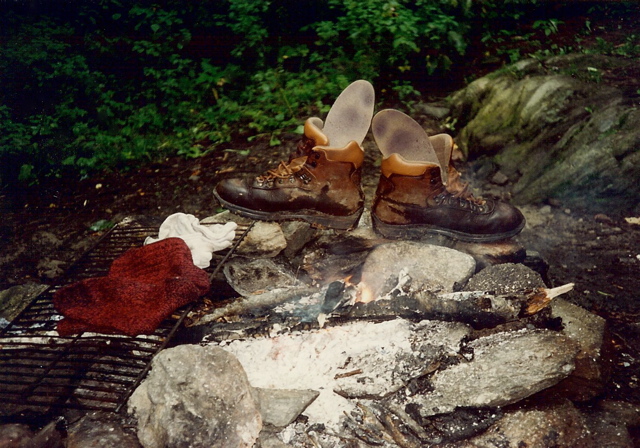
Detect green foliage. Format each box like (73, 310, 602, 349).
(533, 18, 564, 37)
(588, 35, 640, 57)
(1, 0, 637, 186)
(215, 0, 270, 62)
(89, 219, 116, 232)
(311, 0, 472, 77)
(0, 16, 102, 181)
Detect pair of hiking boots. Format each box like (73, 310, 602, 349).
(214, 80, 525, 243)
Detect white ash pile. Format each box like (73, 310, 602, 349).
(125, 212, 634, 448)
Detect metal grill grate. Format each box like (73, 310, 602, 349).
(0, 217, 250, 416)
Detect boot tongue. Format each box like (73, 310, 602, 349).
(428, 134, 453, 185)
(323, 80, 375, 147)
(373, 109, 449, 181)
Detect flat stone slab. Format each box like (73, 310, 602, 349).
(253, 388, 319, 428)
(550, 298, 609, 401)
(223, 258, 302, 296)
(403, 328, 580, 417)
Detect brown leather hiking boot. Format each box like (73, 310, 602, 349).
(371, 109, 525, 242)
(214, 118, 366, 230)
(213, 80, 375, 230)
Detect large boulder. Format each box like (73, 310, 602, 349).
(128, 344, 262, 448)
(449, 54, 640, 212)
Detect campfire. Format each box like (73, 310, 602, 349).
(128, 211, 607, 447)
(0, 212, 616, 447)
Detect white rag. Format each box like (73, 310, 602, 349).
(144, 213, 237, 269)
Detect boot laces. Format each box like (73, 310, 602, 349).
(256, 156, 307, 185)
(441, 168, 486, 210)
(293, 136, 316, 158)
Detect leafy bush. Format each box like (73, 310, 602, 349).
(1, 0, 636, 185)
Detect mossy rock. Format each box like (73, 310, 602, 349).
(448, 54, 640, 212)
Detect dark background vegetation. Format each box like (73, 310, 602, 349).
(1, 0, 638, 188)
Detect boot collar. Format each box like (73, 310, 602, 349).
(372, 109, 453, 184)
(380, 153, 439, 178)
(304, 117, 330, 146)
(304, 118, 364, 168)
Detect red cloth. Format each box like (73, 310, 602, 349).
(53, 238, 210, 336)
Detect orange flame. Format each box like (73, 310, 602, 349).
(356, 282, 375, 304)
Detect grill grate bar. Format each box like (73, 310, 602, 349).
(0, 217, 251, 417)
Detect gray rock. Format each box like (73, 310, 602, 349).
(549, 298, 609, 401)
(202, 211, 287, 257)
(279, 221, 317, 258)
(467, 399, 593, 448)
(128, 344, 262, 448)
(66, 412, 141, 448)
(596, 400, 640, 427)
(490, 170, 510, 186)
(449, 54, 640, 212)
(254, 431, 290, 448)
(237, 221, 287, 257)
(0, 282, 47, 323)
(348, 208, 377, 239)
(584, 400, 640, 448)
(253, 388, 319, 427)
(0, 423, 34, 447)
(464, 262, 545, 294)
(405, 329, 579, 417)
(223, 257, 302, 296)
(358, 242, 476, 301)
(413, 102, 451, 119)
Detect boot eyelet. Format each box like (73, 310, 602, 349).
(289, 177, 295, 183)
(314, 153, 321, 159)
(278, 179, 284, 184)
(310, 161, 317, 168)
(299, 172, 312, 184)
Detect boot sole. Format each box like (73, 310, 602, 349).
(372, 214, 525, 243)
(214, 193, 363, 231)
